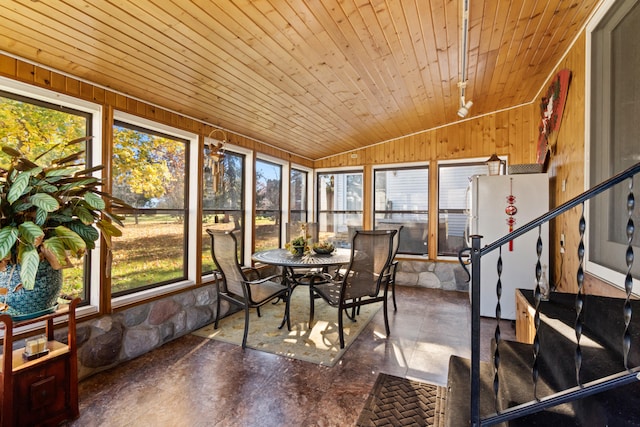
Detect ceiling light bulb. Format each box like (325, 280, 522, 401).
(457, 100, 473, 118)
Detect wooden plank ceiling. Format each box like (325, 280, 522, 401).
(0, 0, 599, 160)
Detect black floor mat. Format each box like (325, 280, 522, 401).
(356, 373, 446, 426)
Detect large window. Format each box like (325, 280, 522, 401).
(110, 120, 189, 296)
(202, 149, 245, 273)
(373, 166, 429, 255)
(0, 91, 92, 302)
(317, 170, 363, 247)
(438, 162, 489, 257)
(588, 0, 640, 287)
(255, 159, 282, 251)
(290, 168, 308, 223)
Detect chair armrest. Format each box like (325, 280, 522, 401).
(241, 266, 261, 281)
(384, 260, 399, 276)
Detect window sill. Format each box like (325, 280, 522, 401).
(111, 279, 197, 310)
(586, 261, 640, 296)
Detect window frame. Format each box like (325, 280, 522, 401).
(0, 76, 103, 321)
(371, 162, 430, 256)
(436, 157, 493, 259)
(0, 88, 94, 302)
(290, 165, 312, 224)
(111, 111, 199, 309)
(315, 166, 364, 247)
(585, 0, 640, 292)
(255, 154, 286, 252)
(201, 142, 248, 278)
(111, 119, 190, 297)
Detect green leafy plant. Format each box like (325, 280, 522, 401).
(289, 236, 306, 247)
(0, 137, 128, 289)
(285, 235, 309, 255)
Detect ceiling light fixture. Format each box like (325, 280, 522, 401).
(458, 96, 473, 118)
(485, 153, 505, 175)
(458, 0, 472, 118)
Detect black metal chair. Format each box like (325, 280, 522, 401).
(207, 229, 290, 348)
(308, 229, 397, 349)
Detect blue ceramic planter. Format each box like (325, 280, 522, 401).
(0, 262, 63, 321)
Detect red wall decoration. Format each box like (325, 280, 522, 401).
(536, 69, 572, 164)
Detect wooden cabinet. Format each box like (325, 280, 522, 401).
(0, 299, 80, 427)
(515, 289, 536, 344)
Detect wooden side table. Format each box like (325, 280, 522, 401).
(0, 298, 80, 427)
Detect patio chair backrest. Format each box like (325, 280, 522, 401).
(207, 229, 246, 297)
(377, 224, 403, 258)
(342, 229, 396, 300)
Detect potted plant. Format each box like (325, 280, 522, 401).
(0, 137, 127, 320)
(286, 235, 308, 256)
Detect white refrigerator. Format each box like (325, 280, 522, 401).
(469, 173, 549, 320)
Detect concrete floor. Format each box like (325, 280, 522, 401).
(67, 286, 514, 427)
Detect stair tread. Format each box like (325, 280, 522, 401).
(445, 355, 496, 427)
(520, 290, 640, 366)
(447, 291, 640, 425)
(448, 341, 640, 426)
(447, 343, 584, 426)
(496, 340, 640, 426)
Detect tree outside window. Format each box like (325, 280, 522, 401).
(202, 150, 245, 273)
(0, 92, 91, 301)
(255, 159, 282, 251)
(290, 168, 307, 223)
(110, 122, 188, 295)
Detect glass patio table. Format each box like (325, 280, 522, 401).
(252, 248, 351, 327)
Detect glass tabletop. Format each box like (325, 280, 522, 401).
(252, 248, 351, 268)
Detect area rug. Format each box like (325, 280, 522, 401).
(192, 288, 381, 366)
(356, 373, 447, 427)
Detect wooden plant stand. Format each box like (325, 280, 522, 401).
(0, 298, 80, 426)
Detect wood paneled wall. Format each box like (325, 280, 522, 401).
(314, 88, 541, 263)
(545, 33, 587, 295)
(545, 33, 624, 297)
(313, 106, 538, 169)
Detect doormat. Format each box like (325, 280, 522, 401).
(356, 373, 446, 427)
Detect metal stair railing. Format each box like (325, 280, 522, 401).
(459, 161, 640, 427)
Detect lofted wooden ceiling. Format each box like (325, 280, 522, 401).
(0, 0, 600, 160)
